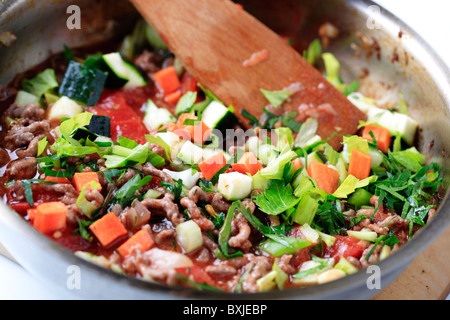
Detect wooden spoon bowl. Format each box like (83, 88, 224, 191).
(130, 0, 366, 149)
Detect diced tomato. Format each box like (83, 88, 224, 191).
(10, 202, 33, 213)
(292, 247, 312, 269)
(111, 120, 148, 144)
(175, 265, 215, 286)
(91, 90, 141, 123)
(91, 90, 149, 144)
(123, 86, 153, 112)
(180, 72, 198, 95)
(323, 235, 365, 262)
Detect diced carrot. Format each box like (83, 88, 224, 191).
(164, 90, 182, 105)
(362, 125, 391, 154)
(177, 113, 197, 127)
(44, 176, 71, 184)
(348, 148, 372, 180)
(72, 172, 101, 193)
(231, 152, 262, 176)
(198, 152, 227, 181)
(152, 66, 181, 94)
(186, 120, 211, 144)
(117, 228, 154, 257)
(307, 162, 340, 194)
(27, 208, 37, 221)
(33, 202, 67, 234)
(172, 127, 192, 141)
(292, 158, 302, 171)
(235, 3, 244, 9)
(176, 113, 211, 144)
(158, 122, 179, 135)
(89, 212, 128, 247)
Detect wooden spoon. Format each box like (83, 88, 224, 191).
(130, 0, 366, 150)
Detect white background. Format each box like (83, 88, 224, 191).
(0, 0, 449, 300)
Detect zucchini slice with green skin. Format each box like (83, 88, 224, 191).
(85, 52, 147, 89)
(102, 53, 146, 88)
(85, 115, 111, 138)
(201, 101, 238, 132)
(71, 115, 111, 141)
(58, 60, 107, 106)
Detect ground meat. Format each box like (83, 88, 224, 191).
(121, 247, 190, 287)
(180, 197, 215, 231)
(202, 233, 218, 253)
(148, 143, 166, 158)
(211, 193, 231, 214)
(16, 134, 46, 158)
(142, 162, 174, 184)
(84, 189, 104, 208)
(0, 147, 10, 167)
(3, 103, 45, 121)
(239, 254, 273, 293)
(141, 192, 184, 226)
(187, 185, 231, 215)
(188, 186, 213, 203)
(3, 119, 50, 151)
(154, 228, 176, 247)
(37, 182, 78, 205)
(5, 157, 37, 179)
(276, 254, 296, 274)
(360, 244, 382, 268)
(205, 264, 237, 278)
(228, 213, 252, 252)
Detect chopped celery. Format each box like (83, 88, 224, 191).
(144, 189, 162, 199)
(292, 193, 320, 225)
(380, 245, 391, 261)
(256, 270, 277, 292)
(334, 256, 358, 275)
(258, 235, 310, 257)
(260, 89, 292, 108)
(317, 268, 346, 284)
(251, 171, 270, 190)
(348, 188, 373, 207)
(390, 147, 424, 172)
(299, 223, 320, 245)
(347, 228, 378, 242)
(343, 135, 370, 162)
(21, 68, 58, 98)
(260, 150, 297, 180)
(272, 261, 288, 290)
(274, 127, 294, 152)
(317, 231, 336, 247)
(335, 157, 348, 183)
(294, 118, 318, 148)
(14, 90, 39, 107)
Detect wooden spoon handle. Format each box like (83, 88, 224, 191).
(131, 0, 366, 149)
